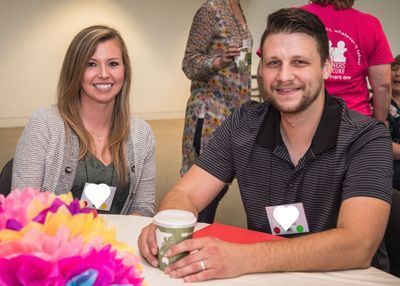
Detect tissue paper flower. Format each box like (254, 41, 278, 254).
(0, 188, 144, 286)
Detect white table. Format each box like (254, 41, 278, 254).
(102, 214, 400, 286)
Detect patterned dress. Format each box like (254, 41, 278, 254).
(181, 0, 252, 175)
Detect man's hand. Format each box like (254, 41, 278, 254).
(138, 223, 159, 267)
(164, 237, 248, 283)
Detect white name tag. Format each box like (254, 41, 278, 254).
(81, 183, 116, 211)
(265, 203, 309, 235)
(235, 39, 252, 71)
(242, 38, 251, 49)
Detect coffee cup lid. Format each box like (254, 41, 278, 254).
(153, 209, 197, 228)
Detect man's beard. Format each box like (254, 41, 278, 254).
(264, 78, 323, 115)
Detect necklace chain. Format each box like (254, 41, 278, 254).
(228, 0, 245, 39)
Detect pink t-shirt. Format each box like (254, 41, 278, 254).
(302, 4, 393, 116)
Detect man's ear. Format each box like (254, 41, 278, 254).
(323, 58, 332, 79)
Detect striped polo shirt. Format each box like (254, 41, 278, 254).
(196, 93, 393, 271)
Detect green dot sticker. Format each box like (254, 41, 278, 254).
(296, 225, 304, 233)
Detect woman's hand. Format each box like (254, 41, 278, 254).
(212, 44, 241, 71)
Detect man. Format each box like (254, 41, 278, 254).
(139, 8, 392, 282)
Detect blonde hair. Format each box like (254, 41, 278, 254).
(57, 25, 131, 183)
(310, 0, 354, 9)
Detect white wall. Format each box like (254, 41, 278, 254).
(0, 0, 203, 127)
(1, 0, 399, 127)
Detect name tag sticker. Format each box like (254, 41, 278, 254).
(242, 38, 251, 49)
(81, 183, 116, 211)
(265, 203, 309, 235)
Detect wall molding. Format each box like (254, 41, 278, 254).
(0, 111, 185, 128)
(0, 117, 29, 128)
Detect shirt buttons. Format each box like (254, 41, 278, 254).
(131, 165, 135, 172)
(65, 166, 72, 174)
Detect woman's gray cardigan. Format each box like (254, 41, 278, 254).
(11, 107, 155, 216)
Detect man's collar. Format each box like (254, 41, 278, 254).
(256, 103, 282, 148)
(256, 91, 342, 154)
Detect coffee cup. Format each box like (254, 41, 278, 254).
(153, 209, 197, 270)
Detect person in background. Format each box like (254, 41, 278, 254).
(12, 25, 155, 216)
(386, 56, 400, 277)
(388, 55, 400, 190)
(181, 0, 253, 223)
(139, 8, 392, 282)
(301, 0, 393, 121)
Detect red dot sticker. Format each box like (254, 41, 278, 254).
(273, 227, 281, 234)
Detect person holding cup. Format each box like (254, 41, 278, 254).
(139, 8, 392, 282)
(181, 0, 253, 223)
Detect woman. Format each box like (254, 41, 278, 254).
(301, 0, 393, 121)
(181, 0, 252, 223)
(12, 25, 155, 216)
(389, 55, 400, 190)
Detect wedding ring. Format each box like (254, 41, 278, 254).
(200, 260, 206, 271)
